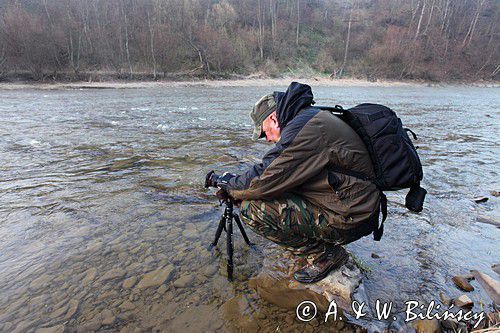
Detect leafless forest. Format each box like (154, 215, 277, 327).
(0, 0, 498, 82)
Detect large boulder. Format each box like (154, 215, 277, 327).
(249, 249, 363, 313)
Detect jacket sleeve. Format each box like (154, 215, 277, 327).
(223, 144, 283, 190)
(229, 125, 329, 200)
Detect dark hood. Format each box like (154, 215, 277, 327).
(274, 82, 314, 129)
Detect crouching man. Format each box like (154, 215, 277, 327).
(207, 82, 381, 283)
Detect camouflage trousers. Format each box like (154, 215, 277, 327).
(239, 194, 347, 261)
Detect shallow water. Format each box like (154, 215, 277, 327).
(0, 84, 499, 332)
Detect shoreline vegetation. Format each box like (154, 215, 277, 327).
(1, 1, 498, 87)
(0, 72, 498, 90)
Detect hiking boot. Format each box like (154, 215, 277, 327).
(293, 245, 348, 284)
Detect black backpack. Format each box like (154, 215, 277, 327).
(317, 103, 427, 241)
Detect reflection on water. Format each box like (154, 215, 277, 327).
(0, 85, 499, 332)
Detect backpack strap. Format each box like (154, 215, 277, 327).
(373, 192, 387, 241)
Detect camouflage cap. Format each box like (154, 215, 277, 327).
(250, 93, 277, 140)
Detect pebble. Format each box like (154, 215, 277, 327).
(120, 300, 136, 311)
(65, 299, 79, 320)
(29, 274, 52, 289)
(81, 267, 97, 286)
(439, 292, 451, 306)
(136, 265, 175, 289)
(473, 196, 488, 203)
(122, 276, 137, 289)
(157, 285, 168, 294)
(174, 274, 195, 288)
(50, 303, 68, 319)
(101, 309, 116, 325)
(100, 268, 126, 282)
(203, 265, 218, 277)
(452, 276, 474, 292)
(453, 295, 473, 308)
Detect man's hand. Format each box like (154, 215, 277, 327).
(215, 188, 229, 200)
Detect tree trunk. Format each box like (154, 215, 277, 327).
(296, 0, 300, 46)
(423, 0, 434, 36)
(440, 0, 449, 34)
(339, 10, 352, 78)
(462, 0, 485, 48)
(257, 0, 264, 59)
(414, 0, 426, 40)
(121, 1, 133, 77)
(147, 8, 157, 80)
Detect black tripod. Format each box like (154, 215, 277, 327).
(208, 198, 255, 281)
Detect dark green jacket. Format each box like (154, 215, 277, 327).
(224, 83, 380, 231)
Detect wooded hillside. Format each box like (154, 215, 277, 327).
(0, 0, 498, 81)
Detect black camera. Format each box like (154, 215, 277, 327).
(205, 170, 219, 188)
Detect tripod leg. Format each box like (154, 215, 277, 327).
(233, 213, 255, 246)
(208, 215, 226, 251)
(226, 214, 234, 281)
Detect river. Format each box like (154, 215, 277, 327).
(0, 83, 499, 332)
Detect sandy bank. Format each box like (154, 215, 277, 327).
(1, 76, 498, 90)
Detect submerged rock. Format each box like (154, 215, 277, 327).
(168, 304, 222, 332)
(136, 265, 174, 289)
(222, 295, 259, 332)
(452, 276, 474, 292)
(122, 276, 137, 289)
(439, 292, 452, 306)
(173, 274, 194, 288)
(100, 268, 126, 282)
(248, 250, 362, 312)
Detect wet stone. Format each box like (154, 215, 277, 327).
(473, 196, 488, 203)
(157, 285, 168, 294)
(64, 299, 79, 320)
(452, 276, 474, 292)
(173, 274, 194, 288)
(136, 265, 175, 289)
(122, 276, 137, 289)
(453, 295, 473, 308)
(81, 267, 97, 286)
(203, 265, 218, 277)
(249, 250, 362, 312)
(29, 274, 52, 290)
(100, 268, 126, 282)
(101, 309, 116, 325)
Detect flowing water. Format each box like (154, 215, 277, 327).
(0, 84, 499, 332)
